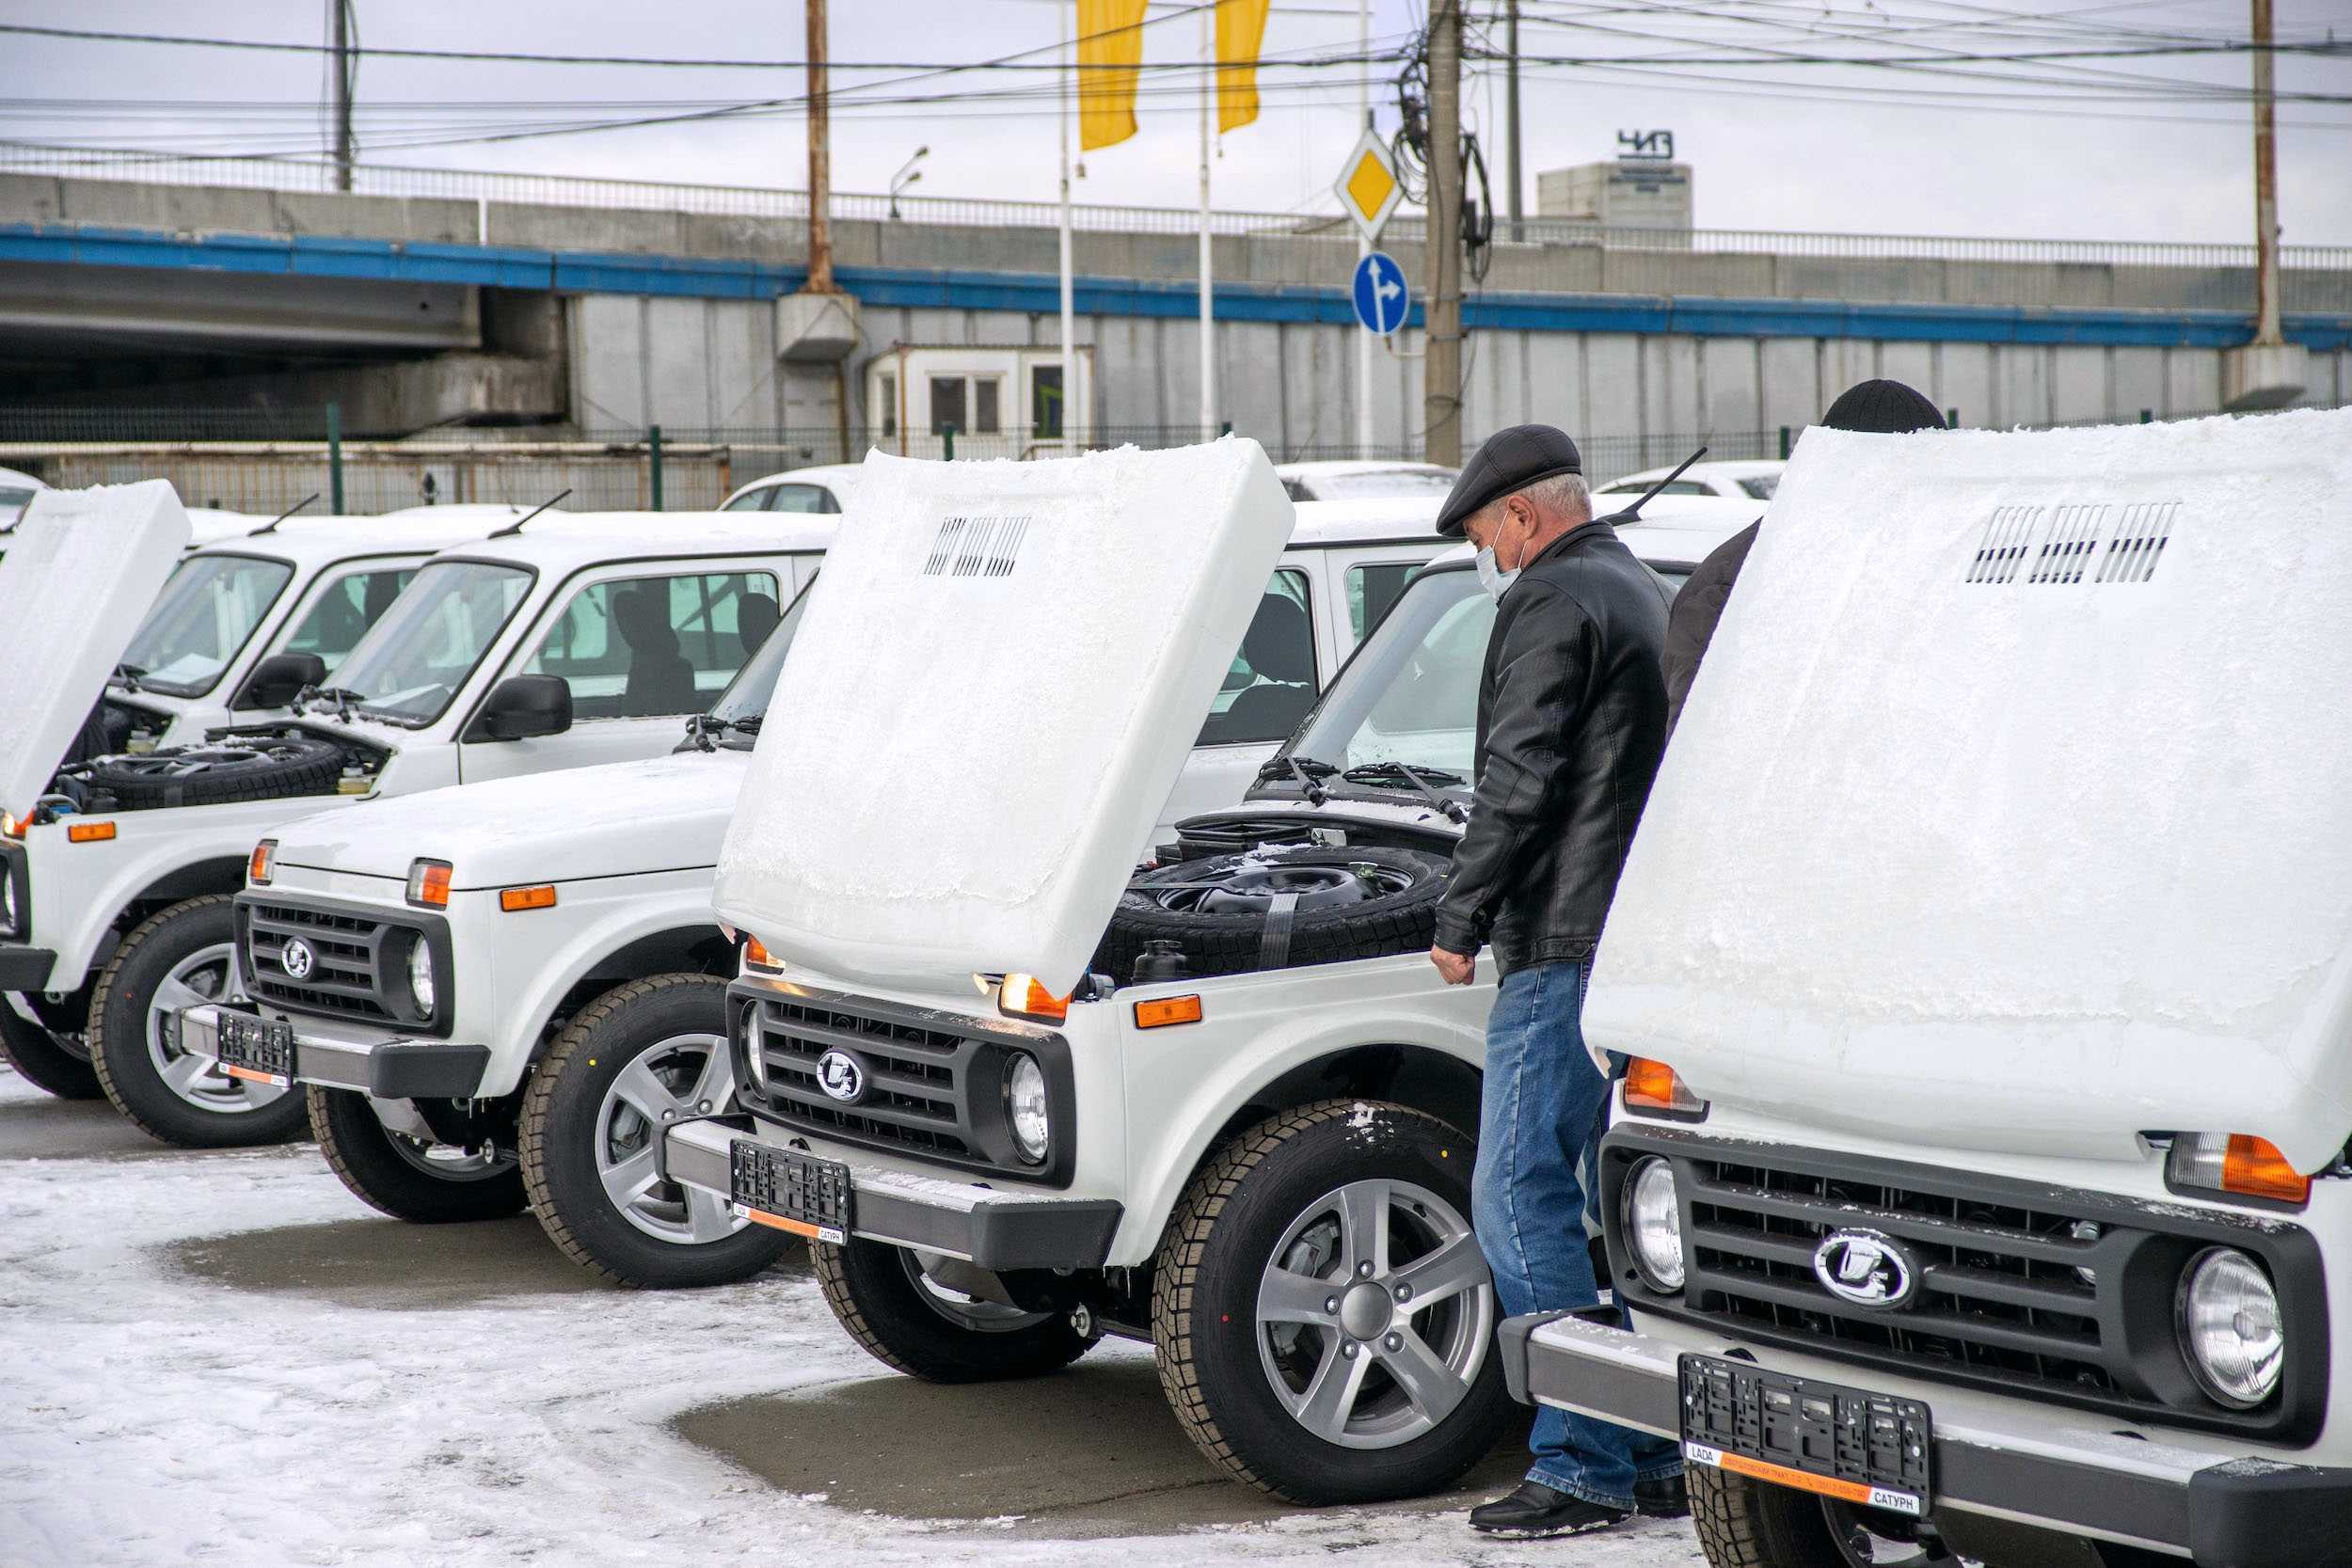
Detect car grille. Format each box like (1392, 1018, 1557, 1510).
(238, 896, 435, 1032)
(734, 984, 1073, 1185)
(1603, 1128, 2326, 1442)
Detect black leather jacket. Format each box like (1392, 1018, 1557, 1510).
(1431, 519, 1671, 975)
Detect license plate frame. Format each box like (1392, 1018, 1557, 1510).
(1679, 1354, 1931, 1517)
(728, 1140, 852, 1244)
(214, 1013, 296, 1087)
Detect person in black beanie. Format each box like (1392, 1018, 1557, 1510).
(1661, 378, 1947, 736)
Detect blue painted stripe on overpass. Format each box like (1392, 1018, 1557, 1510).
(4, 220, 2346, 352)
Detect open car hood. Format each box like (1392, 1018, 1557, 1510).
(1589, 406, 2352, 1172)
(0, 482, 190, 818)
(714, 440, 1294, 994)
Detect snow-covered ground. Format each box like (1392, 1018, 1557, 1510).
(0, 1067, 1703, 1567)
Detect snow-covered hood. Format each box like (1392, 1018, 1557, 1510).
(274, 749, 748, 888)
(714, 440, 1294, 993)
(1589, 406, 2352, 1173)
(0, 483, 188, 817)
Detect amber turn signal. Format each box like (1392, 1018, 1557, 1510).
(67, 820, 116, 844)
(2169, 1131, 2311, 1206)
(1623, 1057, 1708, 1119)
(743, 936, 779, 971)
(1133, 995, 1203, 1029)
(405, 858, 453, 909)
(500, 884, 557, 912)
(248, 839, 276, 885)
(999, 974, 1069, 1022)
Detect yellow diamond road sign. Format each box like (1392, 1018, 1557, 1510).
(1334, 130, 1404, 245)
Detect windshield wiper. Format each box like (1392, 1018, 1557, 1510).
(1254, 752, 1334, 805)
(1341, 761, 1470, 823)
(294, 686, 369, 722)
(684, 713, 763, 752)
(110, 662, 146, 691)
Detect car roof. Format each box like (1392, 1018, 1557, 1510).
(427, 510, 840, 574)
(723, 465, 866, 504)
(1287, 497, 1445, 546)
(376, 501, 539, 519)
(178, 512, 515, 568)
(1273, 460, 1458, 478)
(1599, 459, 1786, 488)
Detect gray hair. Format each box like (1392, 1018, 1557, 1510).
(1474, 470, 1591, 533)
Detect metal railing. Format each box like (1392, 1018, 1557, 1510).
(7, 143, 2347, 276)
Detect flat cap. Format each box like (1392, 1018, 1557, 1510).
(1434, 424, 1582, 538)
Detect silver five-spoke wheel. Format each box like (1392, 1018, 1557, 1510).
(596, 1032, 746, 1245)
(145, 941, 278, 1116)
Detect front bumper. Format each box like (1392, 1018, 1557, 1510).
(660, 1115, 1122, 1271)
(176, 1003, 488, 1099)
(0, 942, 56, 992)
(1501, 1307, 2352, 1565)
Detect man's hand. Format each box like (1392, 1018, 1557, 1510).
(1429, 945, 1475, 986)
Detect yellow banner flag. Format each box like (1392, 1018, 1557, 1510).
(1216, 0, 1272, 135)
(1078, 0, 1150, 152)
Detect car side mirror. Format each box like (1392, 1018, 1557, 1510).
(463, 674, 572, 742)
(232, 652, 327, 711)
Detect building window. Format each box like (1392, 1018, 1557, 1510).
(930, 376, 966, 436)
(974, 378, 1001, 435)
(1031, 365, 1064, 440)
(878, 373, 897, 439)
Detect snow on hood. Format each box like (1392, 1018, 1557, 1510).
(271, 750, 747, 887)
(1589, 406, 2352, 1172)
(0, 482, 189, 817)
(714, 440, 1294, 993)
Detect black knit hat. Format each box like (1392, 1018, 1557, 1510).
(1434, 424, 1583, 538)
(1821, 379, 1946, 435)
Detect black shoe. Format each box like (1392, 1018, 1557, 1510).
(1633, 1472, 1689, 1518)
(1468, 1481, 1633, 1538)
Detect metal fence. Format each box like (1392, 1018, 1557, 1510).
(8, 143, 2348, 277)
(17, 404, 2323, 520)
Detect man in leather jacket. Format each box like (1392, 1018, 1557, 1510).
(1427, 424, 1682, 1539)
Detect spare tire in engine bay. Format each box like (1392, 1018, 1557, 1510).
(78, 736, 347, 810)
(1091, 844, 1450, 985)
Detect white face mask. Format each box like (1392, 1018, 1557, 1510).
(1476, 546, 1520, 602)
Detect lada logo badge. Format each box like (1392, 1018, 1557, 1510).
(279, 937, 316, 982)
(1812, 1229, 1918, 1309)
(816, 1049, 866, 1104)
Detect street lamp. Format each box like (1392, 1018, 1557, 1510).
(889, 146, 930, 220)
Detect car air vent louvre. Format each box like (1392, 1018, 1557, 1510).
(2026, 503, 2108, 585)
(921, 514, 1032, 579)
(2095, 500, 2179, 584)
(1966, 505, 2042, 584)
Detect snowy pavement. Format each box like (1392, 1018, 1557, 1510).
(0, 1067, 1705, 1567)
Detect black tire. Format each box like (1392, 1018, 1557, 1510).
(1153, 1100, 1506, 1505)
(81, 736, 343, 810)
(309, 1085, 527, 1223)
(1093, 845, 1450, 985)
(0, 1003, 103, 1099)
(89, 895, 307, 1148)
(1692, 1465, 1955, 1568)
(815, 1236, 1099, 1383)
(520, 974, 790, 1288)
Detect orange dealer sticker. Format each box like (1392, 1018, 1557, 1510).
(1683, 1442, 1923, 1518)
(222, 1064, 290, 1088)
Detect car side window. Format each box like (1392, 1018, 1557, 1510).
(766, 484, 838, 515)
(524, 570, 782, 721)
(280, 566, 417, 675)
(1345, 562, 1421, 643)
(1198, 568, 1317, 747)
(722, 486, 774, 512)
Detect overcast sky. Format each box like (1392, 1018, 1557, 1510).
(3, 1, 2346, 247)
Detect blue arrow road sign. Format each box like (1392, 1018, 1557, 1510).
(1352, 250, 1408, 336)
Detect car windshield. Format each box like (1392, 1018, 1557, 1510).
(1740, 474, 1779, 500)
(1305, 468, 1458, 499)
(705, 577, 816, 727)
(1287, 565, 1489, 780)
(333, 561, 532, 726)
(118, 552, 296, 696)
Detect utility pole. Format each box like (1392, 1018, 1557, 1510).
(1197, 1, 1216, 443)
(1354, 0, 1373, 459)
(1422, 0, 1464, 466)
(805, 0, 835, 293)
(329, 0, 354, 192)
(2223, 0, 2305, 409)
(1505, 0, 1522, 243)
(1058, 1, 1077, 452)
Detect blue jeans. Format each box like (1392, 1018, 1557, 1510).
(1473, 958, 1681, 1508)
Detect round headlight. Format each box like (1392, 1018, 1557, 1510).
(2178, 1247, 2283, 1409)
(740, 1008, 769, 1099)
(1623, 1156, 1685, 1293)
(406, 937, 437, 1019)
(1, 872, 16, 934)
(1005, 1053, 1049, 1165)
